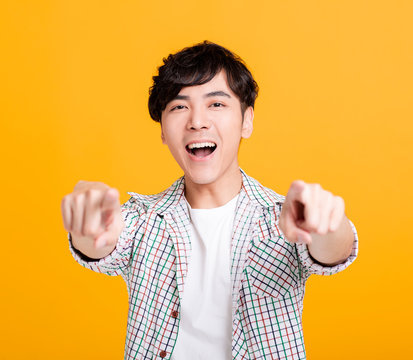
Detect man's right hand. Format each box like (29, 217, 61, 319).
(61, 181, 124, 259)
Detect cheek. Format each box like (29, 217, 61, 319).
(221, 121, 243, 142)
(163, 129, 183, 156)
(162, 123, 177, 143)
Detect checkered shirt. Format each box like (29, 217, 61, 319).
(69, 170, 358, 359)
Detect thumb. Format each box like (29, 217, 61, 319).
(295, 228, 312, 245)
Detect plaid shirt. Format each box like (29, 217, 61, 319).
(70, 170, 358, 360)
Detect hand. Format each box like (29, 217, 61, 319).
(279, 181, 345, 245)
(61, 181, 124, 256)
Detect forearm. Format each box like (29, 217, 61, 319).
(307, 215, 354, 266)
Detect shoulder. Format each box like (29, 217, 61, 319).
(261, 184, 286, 204)
(122, 176, 185, 215)
(122, 188, 169, 214)
(241, 170, 286, 209)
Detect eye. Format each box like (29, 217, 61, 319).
(170, 105, 187, 111)
(210, 102, 225, 108)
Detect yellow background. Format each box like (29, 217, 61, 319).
(1, 1, 412, 359)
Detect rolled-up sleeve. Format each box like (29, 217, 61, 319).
(68, 198, 144, 278)
(296, 219, 358, 278)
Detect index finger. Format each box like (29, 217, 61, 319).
(101, 188, 120, 211)
(285, 180, 309, 204)
(100, 188, 120, 226)
(280, 207, 312, 244)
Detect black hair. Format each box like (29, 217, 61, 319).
(148, 40, 259, 122)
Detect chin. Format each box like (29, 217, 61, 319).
(184, 168, 219, 186)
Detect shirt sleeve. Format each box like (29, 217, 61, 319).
(68, 197, 144, 278)
(296, 219, 358, 278)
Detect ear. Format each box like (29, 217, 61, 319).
(241, 106, 254, 139)
(161, 125, 167, 144)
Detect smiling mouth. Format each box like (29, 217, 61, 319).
(185, 142, 217, 158)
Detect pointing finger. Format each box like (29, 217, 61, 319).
(95, 215, 124, 249)
(83, 189, 105, 237)
(280, 205, 312, 244)
(101, 188, 120, 211)
(101, 188, 120, 226)
(285, 180, 307, 203)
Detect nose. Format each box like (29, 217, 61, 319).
(187, 107, 211, 131)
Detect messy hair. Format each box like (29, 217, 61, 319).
(148, 41, 259, 122)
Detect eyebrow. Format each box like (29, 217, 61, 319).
(204, 91, 231, 99)
(172, 91, 232, 101)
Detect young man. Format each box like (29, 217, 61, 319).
(61, 41, 358, 360)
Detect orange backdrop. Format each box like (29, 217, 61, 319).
(1, 1, 412, 359)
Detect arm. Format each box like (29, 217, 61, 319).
(279, 181, 354, 266)
(61, 181, 125, 260)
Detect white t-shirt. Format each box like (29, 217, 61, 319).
(171, 195, 239, 360)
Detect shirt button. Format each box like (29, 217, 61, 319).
(160, 350, 167, 358)
(171, 310, 179, 319)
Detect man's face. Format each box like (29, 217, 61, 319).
(160, 70, 253, 186)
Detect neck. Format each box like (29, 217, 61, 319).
(184, 168, 242, 209)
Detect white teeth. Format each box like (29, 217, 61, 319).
(188, 142, 216, 149)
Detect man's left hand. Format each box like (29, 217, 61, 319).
(279, 180, 345, 245)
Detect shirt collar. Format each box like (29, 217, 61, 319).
(128, 169, 283, 216)
(239, 169, 284, 209)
